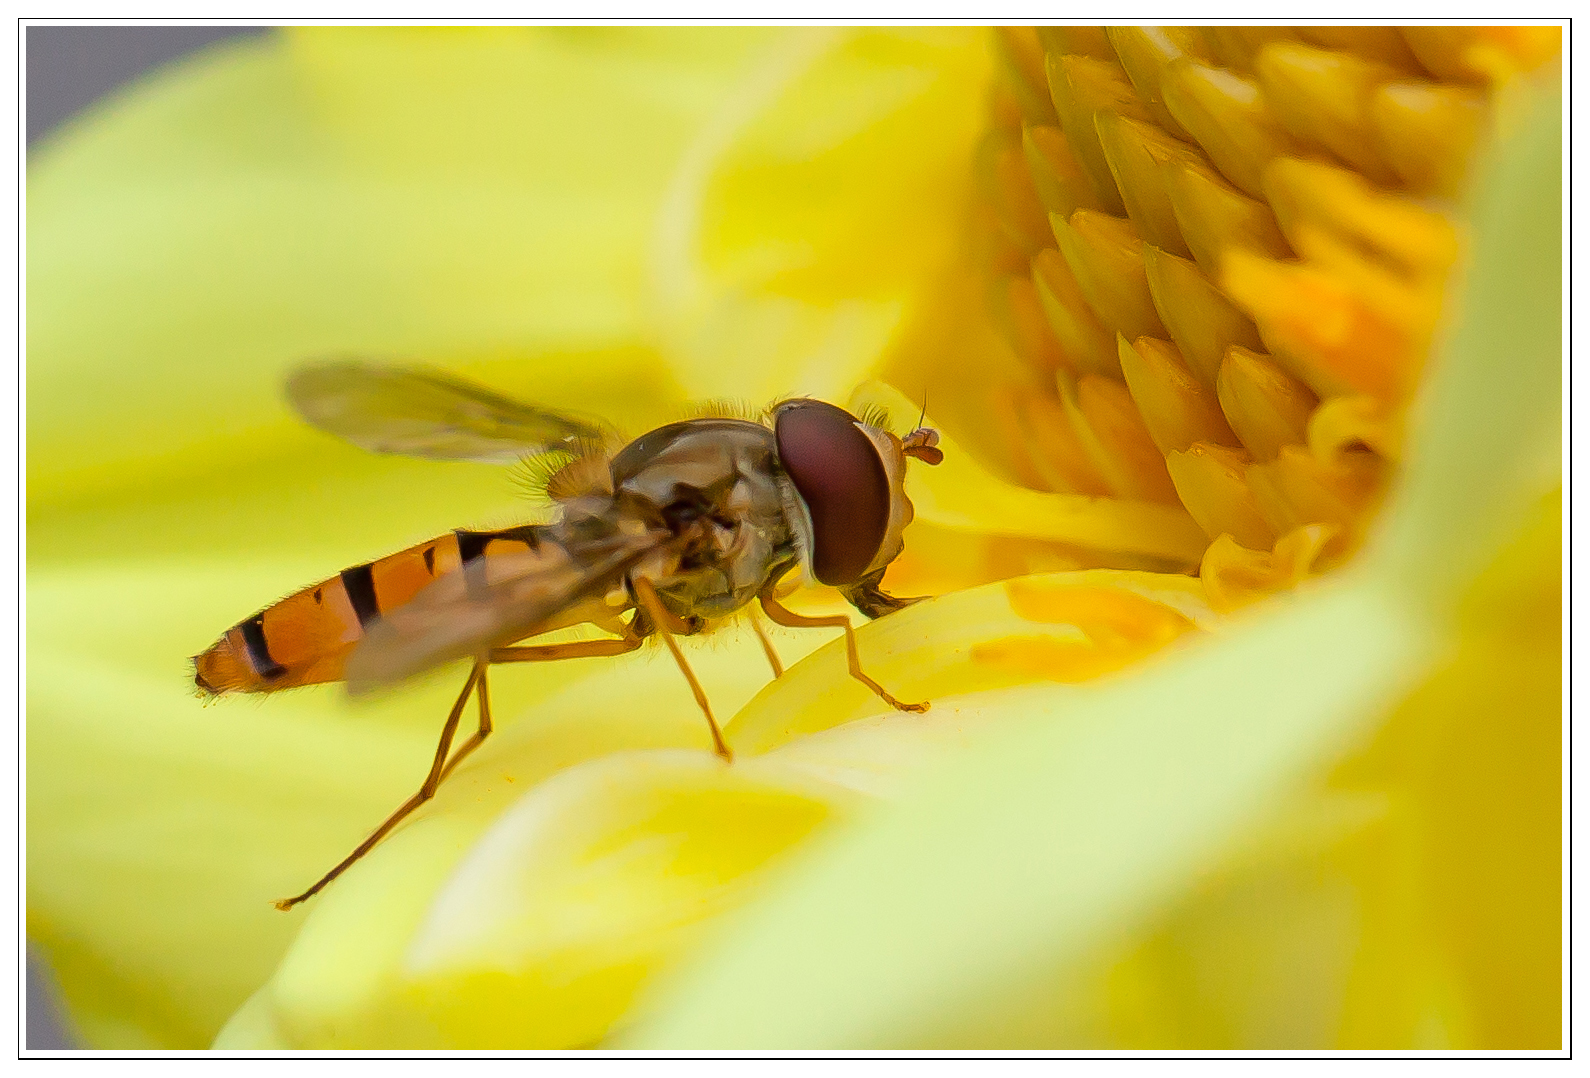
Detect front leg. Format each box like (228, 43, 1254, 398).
(758, 590, 928, 714)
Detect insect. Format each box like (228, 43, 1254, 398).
(192, 361, 944, 910)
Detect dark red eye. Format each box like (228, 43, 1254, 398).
(774, 400, 890, 586)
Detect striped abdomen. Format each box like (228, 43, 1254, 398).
(193, 525, 551, 695)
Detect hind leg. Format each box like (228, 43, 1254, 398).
(275, 661, 483, 910)
(276, 632, 644, 910)
(441, 633, 645, 780)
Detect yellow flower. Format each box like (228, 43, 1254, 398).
(27, 25, 1559, 1050)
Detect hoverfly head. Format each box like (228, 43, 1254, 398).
(772, 398, 940, 588)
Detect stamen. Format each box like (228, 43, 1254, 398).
(1263, 156, 1459, 276)
(1369, 82, 1485, 196)
(1161, 156, 1292, 274)
(1022, 123, 1101, 218)
(1012, 394, 1111, 496)
(1221, 250, 1411, 401)
(1160, 60, 1293, 199)
(1199, 523, 1337, 612)
(1255, 43, 1403, 186)
(1050, 210, 1166, 342)
(1117, 334, 1236, 454)
(1045, 53, 1142, 212)
(1215, 346, 1318, 462)
(974, 26, 1558, 594)
(1095, 111, 1198, 256)
(1308, 396, 1402, 463)
(1164, 443, 1275, 550)
(1104, 26, 1209, 138)
(1247, 444, 1382, 546)
(1067, 376, 1179, 503)
(1004, 275, 1068, 375)
(1031, 248, 1119, 377)
(1142, 245, 1265, 386)
(1295, 27, 1422, 72)
(1201, 27, 1300, 74)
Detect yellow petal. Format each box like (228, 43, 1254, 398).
(728, 568, 1216, 755)
(661, 28, 992, 402)
(624, 577, 1433, 1047)
(311, 751, 843, 1048)
(214, 624, 834, 1050)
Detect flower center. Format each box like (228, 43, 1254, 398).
(973, 25, 1559, 605)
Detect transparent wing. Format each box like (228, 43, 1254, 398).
(344, 524, 675, 692)
(286, 360, 613, 464)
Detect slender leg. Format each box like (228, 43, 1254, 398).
(632, 577, 732, 761)
(750, 608, 784, 678)
(438, 635, 650, 783)
(759, 593, 929, 713)
(275, 662, 482, 911)
(438, 665, 493, 783)
(445, 633, 650, 781)
(487, 638, 642, 663)
(276, 633, 647, 911)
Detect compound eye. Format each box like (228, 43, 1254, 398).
(774, 400, 890, 586)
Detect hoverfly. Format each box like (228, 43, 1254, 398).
(192, 361, 944, 909)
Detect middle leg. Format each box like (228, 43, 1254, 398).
(750, 606, 785, 678)
(632, 577, 733, 761)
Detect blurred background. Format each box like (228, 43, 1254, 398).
(25, 24, 268, 1049)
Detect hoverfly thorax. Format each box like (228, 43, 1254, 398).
(608, 417, 797, 620)
(772, 399, 940, 590)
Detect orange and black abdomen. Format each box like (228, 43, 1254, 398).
(193, 525, 549, 695)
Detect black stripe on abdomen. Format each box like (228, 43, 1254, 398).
(455, 529, 492, 564)
(341, 564, 381, 628)
(241, 614, 287, 680)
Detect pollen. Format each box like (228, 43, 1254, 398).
(980, 25, 1560, 596)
